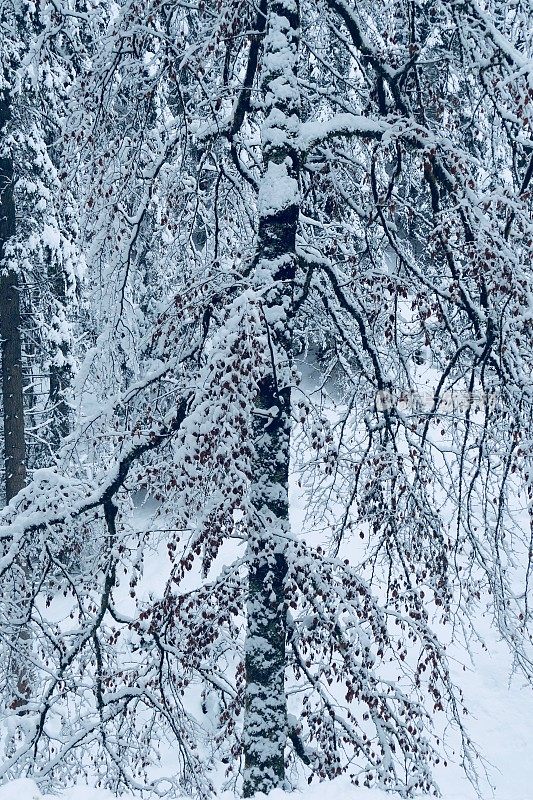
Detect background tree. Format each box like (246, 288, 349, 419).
(0, 1, 26, 505)
(0, 0, 87, 716)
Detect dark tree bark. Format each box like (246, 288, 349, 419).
(47, 253, 71, 453)
(0, 89, 25, 502)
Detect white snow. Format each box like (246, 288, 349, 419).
(42, 224, 61, 250)
(297, 114, 389, 150)
(258, 161, 299, 215)
(0, 780, 120, 800)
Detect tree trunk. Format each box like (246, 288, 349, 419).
(0, 91, 25, 502)
(1, 88, 30, 712)
(242, 1, 300, 795)
(47, 254, 71, 454)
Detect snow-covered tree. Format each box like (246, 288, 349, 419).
(0, 0, 85, 485)
(0, 0, 532, 797)
(0, 0, 88, 720)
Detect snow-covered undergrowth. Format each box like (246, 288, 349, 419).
(1, 631, 532, 800)
(2, 766, 531, 800)
(0, 778, 388, 800)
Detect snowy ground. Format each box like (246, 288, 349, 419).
(0, 778, 403, 800)
(431, 629, 533, 800)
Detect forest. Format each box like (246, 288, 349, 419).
(0, 0, 532, 798)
